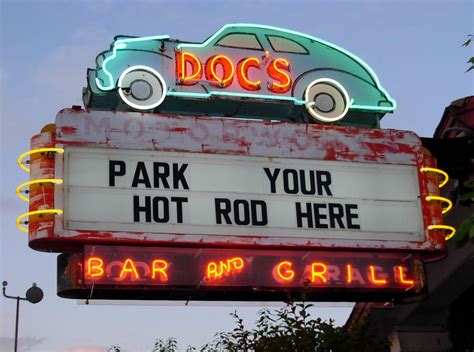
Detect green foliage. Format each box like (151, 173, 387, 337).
(462, 34, 474, 72)
(452, 180, 474, 241)
(200, 300, 389, 352)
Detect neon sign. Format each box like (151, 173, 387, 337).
(86, 24, 397, 126)
(177, 52, 290, 92)
(54, 245, 427, 301)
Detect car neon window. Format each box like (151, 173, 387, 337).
(267, 35, 309, 54)
(216, 33, 264, 50)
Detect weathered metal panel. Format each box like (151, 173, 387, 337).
(27, 109, 445, 255)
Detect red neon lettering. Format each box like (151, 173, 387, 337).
(87, 257, 104, 279)
(396, 266, 414, 286)
(346, 264, 352, 284)
(369, 265, 387, 285)
(311, 262, 327, 283)
(206, 55, 234, 87)
(176, 51, 202, 85)
(151, 259, 169, 281)
(206, 257, 244, 280)
(274, 261, 295, 282)
(267, 58, 291, 93)
(120, 259, 140, 280)
(237, 57, 261, 91)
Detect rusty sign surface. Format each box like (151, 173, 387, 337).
(26, 108, 445, 254)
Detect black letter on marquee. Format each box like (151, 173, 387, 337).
(316, 171, 332, 196)
(283, 169, 299, 194)
(313, 203, 328, 228)
(296, 202, 313, 228)
(173, 163, 189, 189)
(215, 198, 232, 224)
(300, 170, 316, 195)
(153, 162, 170, 189)
(264, 168, 280, 193)
(109, 160, 126, 187)
(345, 204, 360, 229)
(152, 197, 169, 223)
(251, 200, 268, 226)
(328, 203, 345, 229)
(133, 195, 151, 222)
(234, 199, 250, 225)
(171, 197, 188, 223)
(132, 162, 152, 188)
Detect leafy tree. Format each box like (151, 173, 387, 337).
(200, 300, 389, 352)
(462, 34, 474, 72)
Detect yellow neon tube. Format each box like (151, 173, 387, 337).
(16, 179, 63, 202)
(16, 209, 63, 233)
(420, 167, 449, 188)
(18, 148, 64, 173)
(428, 225, 456, 241)
(425, 196, 453, 214)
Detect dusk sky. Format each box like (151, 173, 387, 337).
(1, 0, 472, 351)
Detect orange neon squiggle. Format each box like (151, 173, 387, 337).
(425, 196, 453, 214)
(16, 178, 63, 202)
(396, 266, 414, 286)
(87, 257, 105, 279)
(369, 265, 387, 285)
(177, 51, 202, 84)
(310, 262, 327, 283)
(428, 224, 457, 241)
(237, 57, 261, 91)
(346, 264, 352, 284)
(206, 55, 235, 87)
(267, 58, 291, 93)
(206, 257, 244, 280)
(420, 167, 449, 188)
(120, 259, 140, 279)
(276, 261, 295, 282)
(18, 148, 64, 173)
(16, 209, 63, 233)
(421, 166, 454, 240)
(151, 259, 169, 281)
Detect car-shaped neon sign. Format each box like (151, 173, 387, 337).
(85, 24, 396, 126)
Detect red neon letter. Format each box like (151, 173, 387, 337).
(346, 264, 352, 284)
(274, 261, 295, 282)
(120, 259, 140, 280)
(237, 57, 261, 91)
(369, 265, 387, 285)
(152, 259, 169, 282)
(396, 266, 414, 286)
(267, 58, 291, 93)
(87, 257, 104, 279)
(206, 257, 244, 280)
(311, 262, 327, 283)
(176, 51, 202, 85)
(205, 55, 235, 88)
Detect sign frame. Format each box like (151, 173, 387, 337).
(27, 108, 445, 256)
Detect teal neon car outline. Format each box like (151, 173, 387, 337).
(88, 23, 396, 124)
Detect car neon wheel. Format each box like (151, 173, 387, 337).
(118, 65, 167, 110)
(304, 78, 350, 123)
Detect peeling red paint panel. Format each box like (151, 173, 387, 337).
(25, 109, 447, 260)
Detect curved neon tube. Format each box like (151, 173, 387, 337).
(428, 225, 456, 241)
(18, 148, 64, 173)
(96, 35, 170, 90)
(16, 209, 63, 233)
(425, 196, 453, 214)
(208, 55, 235, 85)
(180, 52, 202, 82)
(420, 167, 449, 188)
(16, 179, 63, 202)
